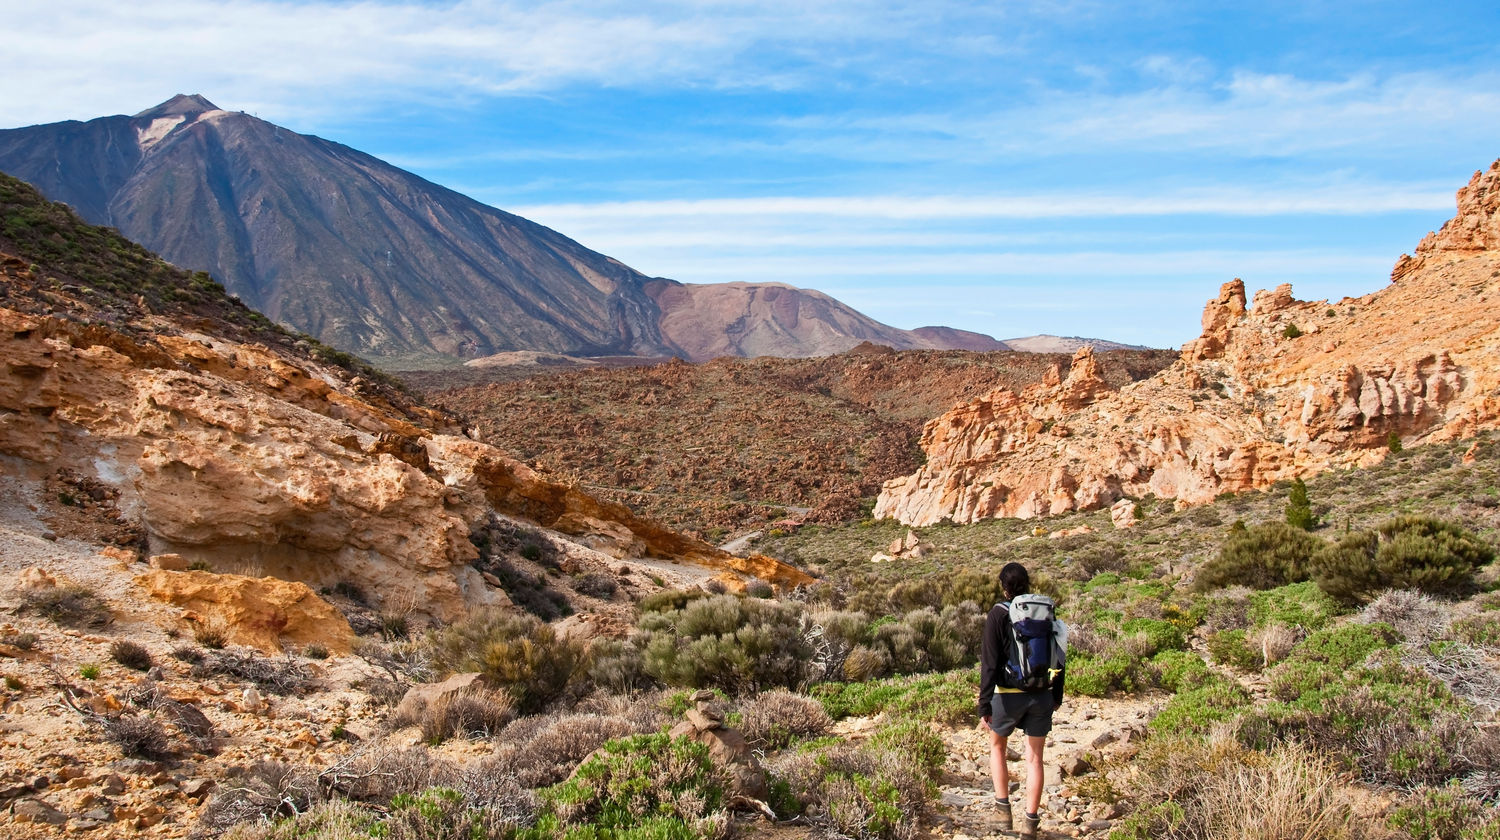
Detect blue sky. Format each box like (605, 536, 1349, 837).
(4, 0, 1499, 347)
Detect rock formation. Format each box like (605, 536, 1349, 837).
(876, 160, 1500, 525)
(0, 175, 808, 637)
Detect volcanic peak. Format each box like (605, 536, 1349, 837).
(133, 93, 221, 121)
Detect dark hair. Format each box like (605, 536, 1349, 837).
(999, 563, 1030, 600)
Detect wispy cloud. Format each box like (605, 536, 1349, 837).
(514, 181, 1451, 227)
(767, 70, 1500, 162)
(0, 0, 1050, 127)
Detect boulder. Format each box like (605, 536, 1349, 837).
(149, 554, 189, 571)
(392, 673, 488, 725)
(139, 570, 353, 653)
(14, 798, 67, 825)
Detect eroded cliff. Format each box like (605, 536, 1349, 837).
(876, 161, 1500, 525)
(0, 175, 808, 639)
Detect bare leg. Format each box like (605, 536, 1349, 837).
(1025, 734, 1046, 815)
(988, 726, 1010, 799)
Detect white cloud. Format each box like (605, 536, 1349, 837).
(513, 181, 1451, 229)
(778, 69, 1500, 161)
(0, 0, 1048, 127)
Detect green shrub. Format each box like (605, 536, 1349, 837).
(1148, 681, 1251, 735)
(868, 719, 946, 778)
(637, 595, 810, 693)
(813, 669, 977, 725)
(1312, 516, 1493, 605)
(79, 662, 101, 680)
(1206, 630, 1262, 671)
(1451, 613, 1500, 647)
(1067, 648, 1141, 697)
(540, 733, 727, 839)
(1121, 618, 1185, 656)
(1266, 623, 1397, 702)
(1195, 523, 1324, 591)
(1388, 784, 1500, 840)
(1150, 650, 1215, 693)
(588, 639, 650, 693)
(424, 612, 587, 714)
(871, 606, 977, 674)
(1285, 478, 1316, 531)
(939, 570, 1007, 610)
(1246, 581, 1343, 631)
(766, 740, 931, 840)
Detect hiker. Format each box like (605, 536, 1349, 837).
(978, 562, 1067, 838)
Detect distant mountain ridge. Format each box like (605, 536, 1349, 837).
(1000, 334, 1153, 353)
(0, 95, 1024, 366)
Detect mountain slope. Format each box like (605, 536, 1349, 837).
(0, 172, 809, 624)
(0, 96, 1007, 366)
(875, 160, 1500, 525)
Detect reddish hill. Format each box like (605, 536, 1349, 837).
(412, 347, 1176, 537)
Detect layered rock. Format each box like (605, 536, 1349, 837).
(876, 161, 1500, 525)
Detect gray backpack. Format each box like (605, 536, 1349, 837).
(999, 594, 1065, 691)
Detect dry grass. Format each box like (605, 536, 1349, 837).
(1359, 590, 1450, 644)
(1251, 624, 1300, 668)
(739, 689, 832, 749)
(196, 761, 323, 837)
(320, 745, 457, 803)
(222, 800, 377, 840)
(19, 583, 111, 629)
(110, 639, 153, 671)
(191, 649, 309, 694)
(103, 714, 172, 759)
(1111, 730, 1372, 840)
(482, 712, 644, 787)
(406, 688, 515, 744)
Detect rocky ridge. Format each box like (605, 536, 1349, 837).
(876, 160, 1500, 525)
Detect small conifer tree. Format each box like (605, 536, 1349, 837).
(1285, 478, 1315, 531)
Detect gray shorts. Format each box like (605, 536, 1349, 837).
(988, 691, 1054, 738)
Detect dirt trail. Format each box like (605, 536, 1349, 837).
(929, 694, 1161, 838)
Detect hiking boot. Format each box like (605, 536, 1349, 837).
(1018, 812, 1041, 839)
(992, 798, 1012, 831)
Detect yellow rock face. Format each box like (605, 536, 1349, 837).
(877, 160, 1500, 526)
(138, 569, 354, 653)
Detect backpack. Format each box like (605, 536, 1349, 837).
(999, 594, 1065, 691)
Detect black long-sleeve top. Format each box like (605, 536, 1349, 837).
(977, 602, 1066, 717)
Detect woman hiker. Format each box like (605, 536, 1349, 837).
(978, 562, 1067, 838)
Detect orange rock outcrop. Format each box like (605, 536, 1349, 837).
(138, 569, 355, 653)
(876, 160, 1500, 525)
